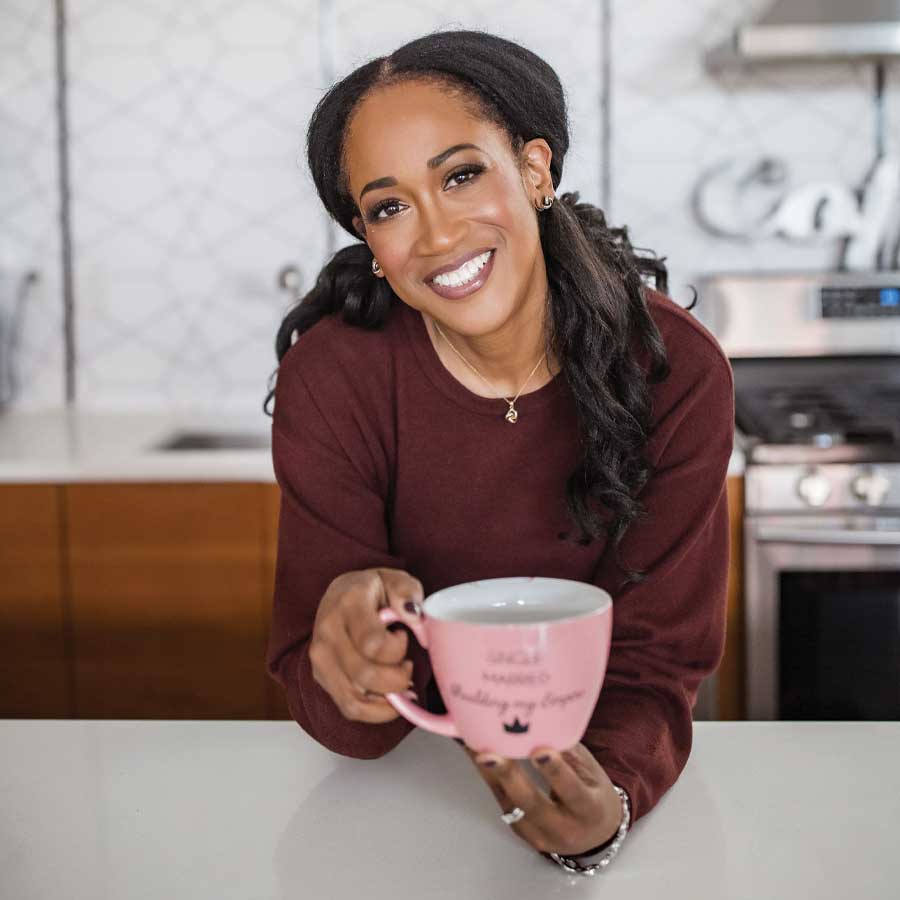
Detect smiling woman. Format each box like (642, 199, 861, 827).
(263, 29, 734, 876)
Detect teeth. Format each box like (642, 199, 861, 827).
(432, 250, 492, 287)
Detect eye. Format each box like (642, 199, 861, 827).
(368, 199, 403, 222)
(365, 163, 486, 223)
(445, 163, 485, 187)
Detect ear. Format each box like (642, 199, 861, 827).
(521, 138, 554, 198)
(352, 214, 367, 240)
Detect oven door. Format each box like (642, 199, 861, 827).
(745, 514, 900, 720)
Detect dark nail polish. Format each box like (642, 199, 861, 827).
(535, 754, 551, 765)
(404, 601, 421, 615)
(480, 759, 497, 768)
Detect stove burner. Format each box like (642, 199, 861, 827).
(788, 411, 813, 430)
(737, 383, 900, 448)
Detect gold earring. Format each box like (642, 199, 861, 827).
(372, 257, 381, 275)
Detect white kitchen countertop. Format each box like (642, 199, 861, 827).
(0, 409, 276, 482)
(1, 720, 895, 899)
(0, 409, 746, 482)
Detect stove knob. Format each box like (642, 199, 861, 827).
(796, 471, 832, 507)
(850, 469, 892, 506)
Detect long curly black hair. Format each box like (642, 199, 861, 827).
(264, 29, 680, 585)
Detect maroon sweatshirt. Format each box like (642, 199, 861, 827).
(267, 287, 735, 827)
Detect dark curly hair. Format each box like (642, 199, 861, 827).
(264, 29, 685, 585)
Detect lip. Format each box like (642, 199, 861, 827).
(426, 248, 496, 301)
(423, 246, 495, 282)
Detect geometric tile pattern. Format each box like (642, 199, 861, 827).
(612, 0, 880, 309)
(0, 0, 65, 409)
(61, 0, 603, 412)
(4, 0, 891, 410)
(65, 0, 325, 412)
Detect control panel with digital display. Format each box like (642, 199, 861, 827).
(820, 286, 900, 318)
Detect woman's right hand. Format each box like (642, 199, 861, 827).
(308, 567, 424, 724)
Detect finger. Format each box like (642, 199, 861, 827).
(366, 568, 426, 661)
(343, 570, 419, 663)
(530, 748, 597, 818)
(340, 574, 407, 662)
(313, 645, 400, 724)
(374, 567, 425, 613)
(474, 760, 546, 850)
(335, 630, 414, 696)
(466, 750, 560, 852)
(313, 606, 413, 696)
(561, 744, 608, 789)
(320, 604, 413, 695)
(464, 747, 510, 805)
(475, 754, 564, 852)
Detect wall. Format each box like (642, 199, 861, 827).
(1, 2, 65, 407)
(1, 0, 889, 411)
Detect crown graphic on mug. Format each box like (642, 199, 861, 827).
(503, 717, 530, 734)
(378, 577, 613, 758)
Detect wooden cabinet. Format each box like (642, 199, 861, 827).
(1, 477, 748, 719)
(0, 485, 71, 716)
(717, 476, 745, 720)
(0, 481, 287, 720)
(262, 483, 290, 719)
(64, 483, 274, 718)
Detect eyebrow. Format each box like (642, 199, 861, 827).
(358, 143, 485, 201)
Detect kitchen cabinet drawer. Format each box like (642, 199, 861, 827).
(0, 485, 70, 716)
(65, 483, 271, 718)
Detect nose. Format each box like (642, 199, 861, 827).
(414, 195, 467, 258)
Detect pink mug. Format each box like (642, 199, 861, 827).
(378, 576, 613, 758)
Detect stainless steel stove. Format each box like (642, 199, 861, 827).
(697, 271, 900, 721)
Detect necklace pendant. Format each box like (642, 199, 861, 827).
(505, 404, 518, 423)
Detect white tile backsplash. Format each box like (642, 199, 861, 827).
(611, 0, 880, 305)
(0, 1, 64, 408)
(62, 0, 323, 411)
(4, 0, 897, 410)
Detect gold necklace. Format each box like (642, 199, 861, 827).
(432, 320, 547, 423)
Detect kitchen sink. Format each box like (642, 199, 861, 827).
(151, 429, 271, 451)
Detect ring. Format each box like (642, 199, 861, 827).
(500, 807, 526, 826)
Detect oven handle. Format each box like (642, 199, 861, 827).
(756, 525, 900, 546)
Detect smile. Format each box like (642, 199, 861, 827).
(426, 249, 496, 300)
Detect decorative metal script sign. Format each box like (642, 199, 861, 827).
(692, 155, 900, 271)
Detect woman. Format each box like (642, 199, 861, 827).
(264, 29, 734, 875)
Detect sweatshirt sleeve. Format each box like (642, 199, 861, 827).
(266, 344, 430, 759)
(584, 344, 735, 826)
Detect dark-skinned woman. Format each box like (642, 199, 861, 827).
(265, 29, 734, 876)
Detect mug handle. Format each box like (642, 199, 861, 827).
(377, 607, 461, 739)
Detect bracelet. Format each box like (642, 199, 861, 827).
(546, 785, 631, 877)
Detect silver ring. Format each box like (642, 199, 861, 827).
(500, 806, 526, 825)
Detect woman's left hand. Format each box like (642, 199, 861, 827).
(464, 742, 623, 856)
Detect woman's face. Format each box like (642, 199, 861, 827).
(344, 80, 554, 338)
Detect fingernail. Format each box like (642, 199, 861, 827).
(535, 754, 551, 765)
(479, 756, 500, 768)
(404, 600, 422, 616)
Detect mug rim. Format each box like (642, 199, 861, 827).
(422, 576, 612, 627)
